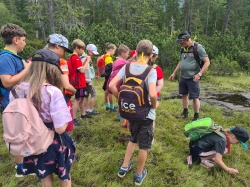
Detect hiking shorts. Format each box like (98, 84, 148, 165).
(179, 77, 200, 99)
(85, 83, 96, 98)
(75, 88, 88, 100)
(129, 119, 154, 150)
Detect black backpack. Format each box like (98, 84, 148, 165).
(180, 42, 204, 68)
(118, 63, 153, 121)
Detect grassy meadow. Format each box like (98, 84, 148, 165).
(0, 75, 250, 187)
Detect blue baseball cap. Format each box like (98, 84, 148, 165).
(48, 34, 73, 53)
(230, 126, 249, 150)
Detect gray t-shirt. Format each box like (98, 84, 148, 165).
(117, 63, 157, 120)
(196, 132, 226, 155)
(180, 42, 208, 79)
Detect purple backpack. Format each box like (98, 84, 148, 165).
(118, 63, 153, 121)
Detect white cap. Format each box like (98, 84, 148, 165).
(152, 45, 159, 55)
(86, 44, 99, 55)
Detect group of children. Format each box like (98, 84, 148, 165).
(0, 23, 249, 186)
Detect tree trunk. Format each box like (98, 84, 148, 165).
(204, 1, 210, 35)
(45, 0, 55, 34)
(222, 0, 232, 35)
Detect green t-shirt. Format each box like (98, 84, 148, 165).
(180, 42, 208, 79)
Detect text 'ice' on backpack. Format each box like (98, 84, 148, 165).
(2, 88, 54, 157)
(180, 42, 204, 69)
(118, 63, 153, 121)
(184, 118, 226, 141)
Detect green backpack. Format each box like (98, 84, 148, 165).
(184, 118, 226, 141)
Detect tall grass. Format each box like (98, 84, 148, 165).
(0, 75, 249, 187)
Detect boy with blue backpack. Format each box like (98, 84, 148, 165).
(109, 39, 158, 185)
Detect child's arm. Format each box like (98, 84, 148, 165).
(156, 78, 163, 93)
(148, 82, 158, 109)
(78, 56, 90, 73)
(214, 153, 239, 175)
(109, 75, 121, 99)
(0, 60, 31, 89)
(61, 74, 76, 94)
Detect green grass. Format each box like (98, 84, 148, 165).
(0, 75, 250, 187)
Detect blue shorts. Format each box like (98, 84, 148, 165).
(179, 77, 200, 99)
(129, 119, 154, 150)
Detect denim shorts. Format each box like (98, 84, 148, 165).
(179, 77, 200, 99)
(75, 88, 88, 100)
(129, 119, 154, 150)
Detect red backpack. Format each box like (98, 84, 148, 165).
(2, 89, 54, 157)
(67, 55, 78, 88)
(97, 54, 107, 77)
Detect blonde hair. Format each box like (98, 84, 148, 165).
(136, 39, 153, 57)
(117, 44, 129, 55)
(105, 43, 116, 51)
(72, 39, 85, 50)
(22, 62, 62, 111)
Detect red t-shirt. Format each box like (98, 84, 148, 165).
(68, 54, 86, 89)
(155, 65, 164, 97)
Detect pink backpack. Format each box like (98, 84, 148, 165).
(2, 91, 54, 157)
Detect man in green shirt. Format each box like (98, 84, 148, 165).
(169, 31, 210, 120)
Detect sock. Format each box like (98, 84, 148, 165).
(106, 103, 110, 108)
(136, 173, 143, 177)
(16, 163, 23, 170)
(183, 108, 188, 113)
(88, 109, 93, 112)
(110, 104, 115, 109)
(121, 166, 128, 171)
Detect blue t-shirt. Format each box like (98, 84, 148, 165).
(0, 50, 24, 107)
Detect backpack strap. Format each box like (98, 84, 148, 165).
(124, 63, 153, 81)
(193, 42, 202, 67)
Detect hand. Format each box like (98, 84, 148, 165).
(227, 168, 239, 175)
(168, 73, 176, 81)
(193, 74, 201, 82)
(155, 101, 159, 109)
(22, 59, 32, 69)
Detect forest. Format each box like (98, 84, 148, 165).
(1, 0, 250, 76)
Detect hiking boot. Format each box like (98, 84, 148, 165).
(135, 168, 147, 185)
(73, 118, 80, 126)
(110, 107, 118, 112)
(87, 110, 100, 115)
(80, 114, 92, 119)
(117, 162, 132, 178)
(193, 113, 199, 121)
(179, 112, 188, 119)
(106, 107, 110, 111)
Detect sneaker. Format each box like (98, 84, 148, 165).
(135, 168, 147, 185)
(15, 165, 36, 177)
(73, 118, 80, 126)
(110, 107, 118, 112)
(187, 155, 192, 165)
(117, 162, 132, 178)
(179, 112, 188, 119)
(106, 107, 110, 111)
(87, 110, 100, 115)
(80, 114, 92, 119)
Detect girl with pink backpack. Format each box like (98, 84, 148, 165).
(8, 49, 76, 186)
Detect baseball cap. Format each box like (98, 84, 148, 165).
(175, 31, 191, 44)
(32, 49, 60, 70)
(230, 126, 249, 150)
(48, 34, 73, 53)
(86, 44, 99, 55)
(130, 50, 136, 58)
(152, 45, 159, 55)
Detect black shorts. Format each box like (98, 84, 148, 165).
(129, 119, 154, 150)
(75, 88, 88, 100)
(179, 77, 200, 99)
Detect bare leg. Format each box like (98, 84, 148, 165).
(41, 174, 53, 187)
(72, 99, 80, 119)
(193, 98, 200, 113)
(182, 95, 189, 109)
(109, 93, 113, 105)
(122, 142, 137, 167)
(79, 98, 87, 116)
(59, 178, 71, 187)
(89, 97, 95, 110)
(137, 149, 148, 174)
(14, 155, 23, 164)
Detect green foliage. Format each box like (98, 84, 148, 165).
(0, 2, 14, 24)
(209, 54, 241, 76)
(238, 51, 250, 72)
